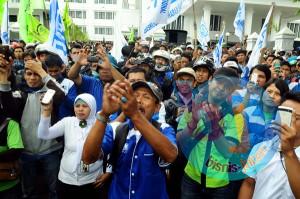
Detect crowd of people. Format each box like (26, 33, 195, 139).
(0, 38, 300, 199)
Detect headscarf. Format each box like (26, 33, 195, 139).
(74, 93, 97, 124)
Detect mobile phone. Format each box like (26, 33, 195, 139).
(87, 56, 100, 63)
(275, 106, 293, 126)
(41, 89, 56, 105)
(0, 45, 10, 61)
(250, 73, 258, 84)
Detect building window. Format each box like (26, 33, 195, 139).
(78, 26, 87, 33)
(210, 15, 222, 31)
(288, 23, 300, 38)
(95, 11, 114, 20)
(10, 0, 20, 3)
(164, 15, 184, 30)
(9, 15, 17, 22)
(95, 27, 114, 35)
(69, 10, 86, 19)
(95, 0, 116, 4)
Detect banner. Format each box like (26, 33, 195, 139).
(247, 5, 274, 70)
(18, 0, 33, 42)
(47, 0, 68, 64)
(28, 14, 49, 43)
(141, 0, 193, 39)
(198, 16, 210, 51)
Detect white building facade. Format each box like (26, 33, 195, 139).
(6, 0, 300, 44)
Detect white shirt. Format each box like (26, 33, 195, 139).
(243, 136, 300, 199)
(38, 116, 103, 186)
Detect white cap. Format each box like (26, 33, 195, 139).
(152, 50, 170, 61)
(171, 47, 183, 54)
(177, 67, 196, 79)
(35, 43, 57, 55)
(223, 61, 239, 69)
(186, 44, 194, 50)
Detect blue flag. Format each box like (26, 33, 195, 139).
(233, 0, 245, 41)
(213, 31, 224, 68)
(47, 0, 68, 64)
(247, 5, 273, 70)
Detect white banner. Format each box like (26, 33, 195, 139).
(247, 5, 273, 70)
(141, 0, 193, 39)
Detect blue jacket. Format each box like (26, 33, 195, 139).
(103, 121, 176, 199)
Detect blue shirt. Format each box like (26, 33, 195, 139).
(232, 88, 261, 110)
(103, 121, 176, 199)
(76, 75, 103, 111)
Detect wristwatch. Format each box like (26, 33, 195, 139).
(96, 111, 109, 124)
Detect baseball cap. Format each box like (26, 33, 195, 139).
(186, 44, 194, 50)
(177, 67, 196, 79)
(132, 81, 163, 102)
(223, 61, 242, 74)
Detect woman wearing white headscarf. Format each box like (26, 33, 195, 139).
(37, 93, 102, 199)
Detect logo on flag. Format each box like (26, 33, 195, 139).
(233, 0, 245, 41)
(47, 0, 68, 64)
(198, 16, 210, 51)
(213, 32, 224, 68)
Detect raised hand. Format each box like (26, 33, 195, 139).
(101, 83, 121, 116)
(25, 60, 47, 78)
(0, 55, 12, 83)
(280, 112, 297, 154)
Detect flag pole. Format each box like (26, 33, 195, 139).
(42, 0, 49, 28)
(192, 0, 197, 47)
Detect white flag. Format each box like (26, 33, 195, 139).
(111, 25, 128, 62)
(47, 0, 68, 64)
(141, 0, 193, 39)
(213, 31, 224, 68)
(1, 2, 9, 45)
(233, 0, 245, 41)
(198, 16, 210, 51)
(247, 5, 274, 70)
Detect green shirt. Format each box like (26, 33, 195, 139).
(177, 111, 239, 188)
(0, 120, 24, 192)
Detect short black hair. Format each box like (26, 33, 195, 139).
(125, 66, 149, 81)
(44, 54, 64, 68)
(23, 50, 36, 59)
(236, 49, 247, 56)
(70, 43, 82, 52)
(266, 54, 276, 60)
(283, 92, 300, 103)
(225, 56, 238, 64)
(280, 60, 291, 68)
(250, 64, 271, 82)
(264, 79, 289, 103)
(181, 52, 192, 62)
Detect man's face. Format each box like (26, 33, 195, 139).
(176, 74, 195, 94)
(280, 65, 291, 78)
(181, 57, 189, 67)
(47, 66, 62, 80)
(98, 66, 113, 83)
(37, 53, 47, 62)
(134, 87, 160, 120)
(14, 48, 23, 59)
(251, 68, 267, 87)
(155, 57, 167, 66)
(186, 48, 193, 53)
(173, 59, 182, 72)
(237, 53, 246, 64)
(128, 72, 146, 84)
(141, 46, 149, 53)
(208, 77, 235, 104)
(105, 44, 113, 52)
(24, 69, 42, 88)
(266, 56, 274, 66)
(24, 55, 33, 63)
(195, 67, 210, 84)
(281, 100, 300, 135)
(70, 48, 81, 62)
(221, 54, 229, 64)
